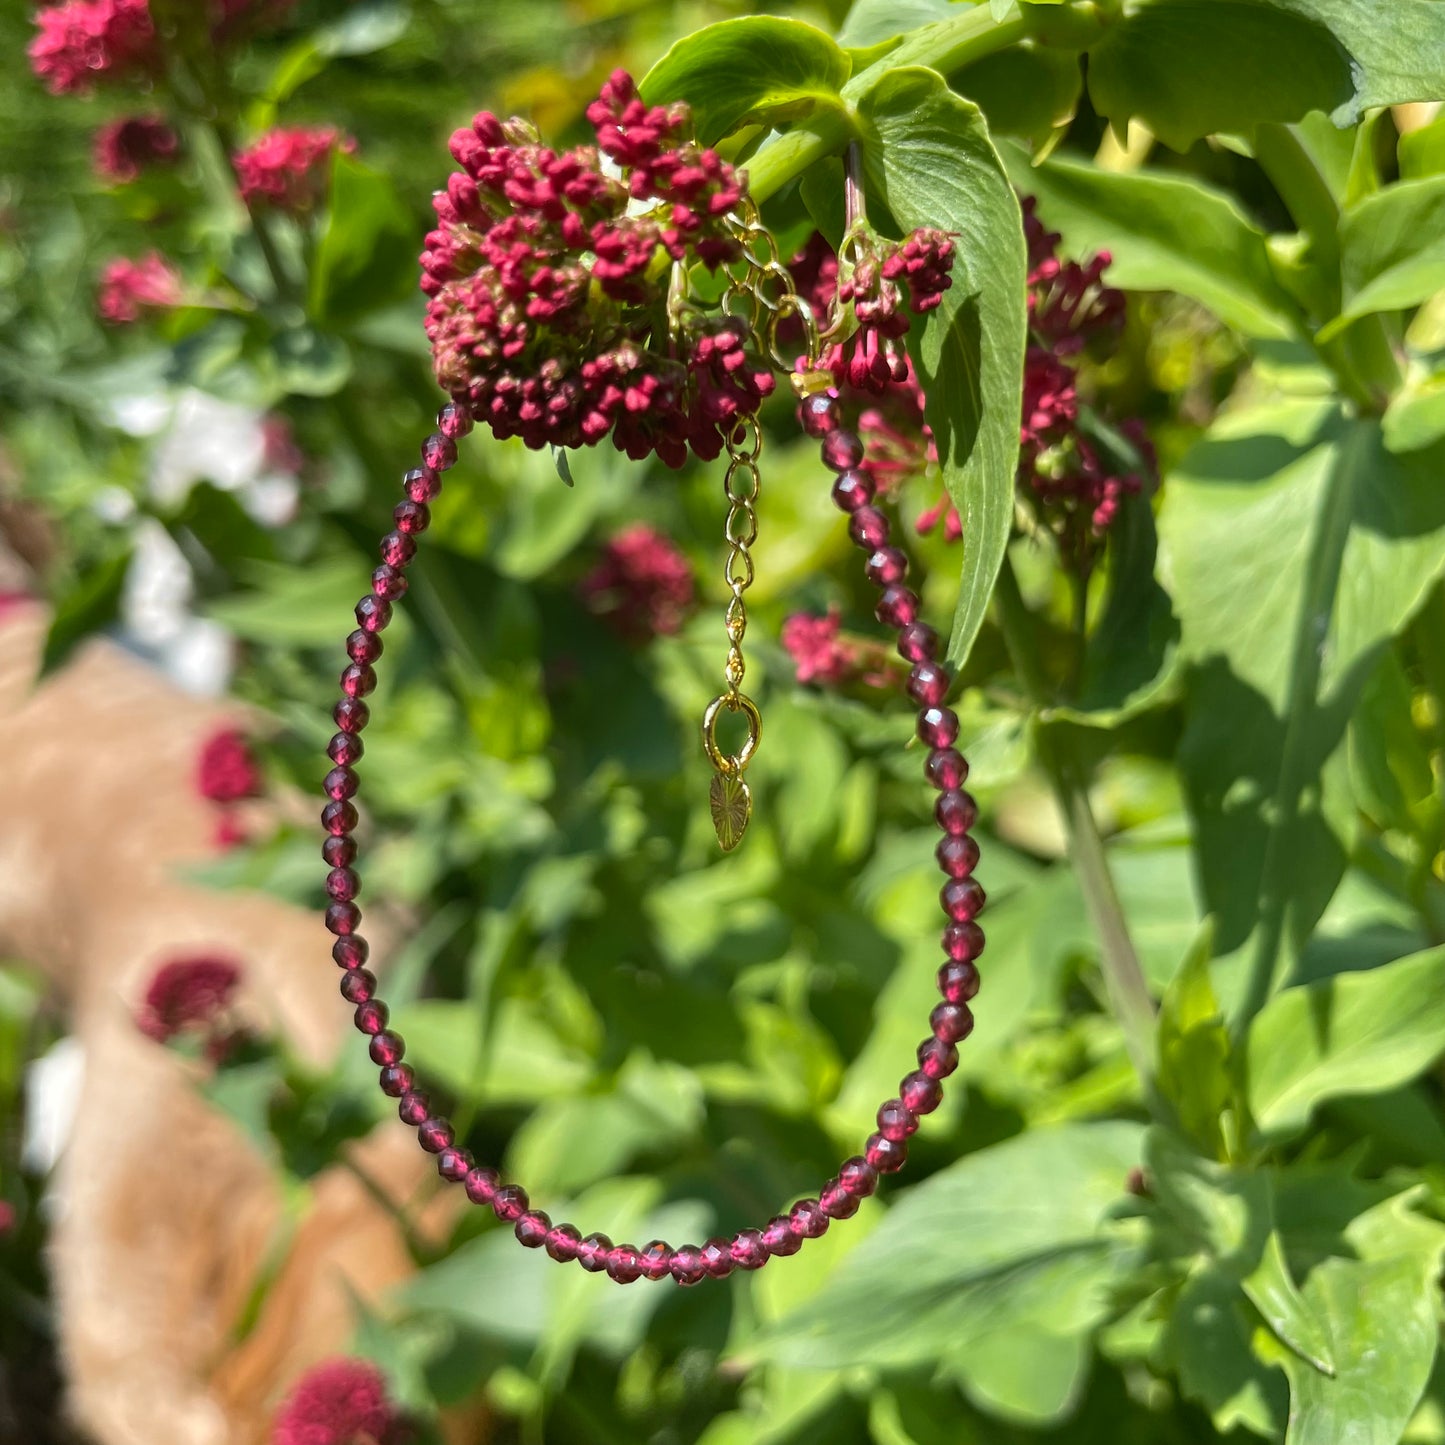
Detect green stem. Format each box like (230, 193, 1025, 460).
(994, 558, 1159, 1087)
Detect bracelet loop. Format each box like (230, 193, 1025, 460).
(701, 691, 762, 776)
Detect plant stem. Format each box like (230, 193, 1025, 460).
(993, 557, 1158, 1086)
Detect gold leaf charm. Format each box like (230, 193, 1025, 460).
(710, 771, 751, 852)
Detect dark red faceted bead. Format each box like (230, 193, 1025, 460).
(944, 920, 985, 962)
(820, 1182, 860, 1219)
(545, 1223, 582, 1262)
(791, 1198, 829, 1239)
(606, 1244, 643, 1283)
(324, 766, 358, 802)
(346, 629, 382, 665)
(700, 1238, 734, 1278)
(917, 1036, 959, 1081)
(339, 968, 374, 1004)
(918, 707, 959, 749)
(437, 401, 473, 440)
(925, 748, 968, 791)
(936, 790, 977, 836)
(840, 1156, 879, 1198)
(421, 432, 457, 472)
(378, 1063, 413, 1097)
(340, 663, 376, 699)
(464, 1167, 500, 1206)
(394, 500, 430, 535)
(492, 1185, 528, 1223)
(822, 429, 864, 472)
(437, 1147, 472, 1183)
(866, 1132, 908, 1173)
(877, 586, 919, 629)
(403, 467, 442, 504)
(942, 878, 986, 923)
(369, 1031, 404, 1066)
(327, 734, 363, 768)
(325, 901, 361, 936)
(577, 1233, 613, 1273)
(638, 1240, 672, 1281)
(730, 1229, 768, 1270)
(398, 1091, 429, 1126)
(907, 661, 949, 707)
(372, 564, 408, 600)
(670, 1245, 706, 1285)
(831, 469, 874, 513)
(865, 547, 908, 587)
(355, 595, 392, 633)
(333, 698, 370, 734)
(326, 867, 360, 902)
(515, 1211, 550, 1248)
(849, 505, 889, 550)
(877, 1098, 918, 1141)
(762, 1216, 802, 1257)
(322, 799, 358, 835)
(357, 1000, 390, 1035)
(379, 532, 416, 570)
(332, 935, 367, 968)
(799, 392, 839, 438)
(937, 835, 979, 879)
(901, 1070, 943, 1115)
(931, 1001, 975, 1044)
(898, 622, 939, 664)
(418, 1118, 454, 1154)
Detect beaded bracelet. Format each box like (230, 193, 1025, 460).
(318, 73, 985, 1286)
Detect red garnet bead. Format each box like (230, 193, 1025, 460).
(418, 1118, 454, 1154)
(339, 969, 374, 1004)
(839, 1157, 878, 1198)
(606, 1244, 643, 1283)
(394, 501, 430, 535)
(900, 1070, 943, 1115)
(545, 1224, 582, 1262)
(372, 564, 408, 600)
(402, 467, 441, 504)
(831, 469, 874, 513)
(356, 1002, 389, 1037)
(379, 532, 416, 569)
(324, 766, 358, 801)
(464, 1168, 499, 1206)
(917, 1036, 959, 1080)
(866, 1133, 908, 1173)
(937, 835, 980, 879)
(340, 664, 376, 699)
(638, 1240, 673, 1281)
(936, 790, 977, 835)
(820, 1181, 860, 1219)
(325, 901, 360, 936)
(944, 920, 985, 962)
(877, 586, 919, 629)
(865, 547, 909, 586)
(907, 661, 948, 707)
(700, 1238, 733, 1278)
(898, 622, 938, 663)
(762, 1216, 802, 1257)
(378, 1063, 413, 1097)
(791, 1199, 829, 1239)
(421, 432, 458, 472)
(437, 1147, 472, 1183)
(346, 630, 382, 665)
(437, 401, 472, 440)
(576, 1233, 613, 1273)
(849, 506, 889, 550)
(326, 851, 358, 885)
(931, 1001, 975, 1044)
(925, 748, 968, 791)
(799, 392, 839, 438)
(369, 1031, 404, 1066)
(398, 1091, 429, 1126)
(333, 698, 369, 733)
(822, 429, 864, 472)
(942, 878, 986, 923)
(670, 1245, 707, 1285)
(730, 1229, 768, 1270)
(516, 1211, 551, 1249)
(355, 595, 391, 632)
(327, 734, 363, 768)
(877, 1098, 918, 1141)
(918, 707, 959, 749)
(332, 936, 367, 969)
(493, 1185, 529, 1223)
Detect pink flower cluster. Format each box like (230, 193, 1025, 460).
(422, 70, 775, 468)
(781, 606, 894, 689)
(93, 113, 178, 183)
(135, 954, 241, 1051)
(196, 726, 262, 850)
(578, 525, 695, 642)
(96, 251, 181, 323)
(272, 1358, 404, 1445)
(234, 127, 353, 211)
(28, 0, 155, 95)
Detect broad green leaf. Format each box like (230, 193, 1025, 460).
(1383, 371, 1445, 453)
(1399, 114, 1445, 180)
(1156, 922, 1231, 1156)
(1348, 649, 1437, 835)
(640, 17, 852, 145)
(837, 0, 952, 49)
(205, 557, 370, 646)
(952, 43, 1082, 149)
(857, 67, 1027, 667)
(1247, 944, 1445, 1140)
(946, 1325, 1091, 1424)
(1242, 1231, 1336, 1379)
(309, 154, 416, 325)
(40, 546, 130, 677)
(1001, 145, 1299, 338)
(1330, 177, 1445, 333)
(760, 1122, 1143, 1368)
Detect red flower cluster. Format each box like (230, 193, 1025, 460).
(96, 251, 181, 323)
(234, 127, 353, 211)
(272, 1358, 404, 1445)
(578, 525, 695, 642)
(197, 726, 262, 802)
(28, 0, 155, 95)
(422, 70, 775, 468)
(134, 955, 241, 1048)
(781, 606, 894, 690)
(93, 114, 178, 183)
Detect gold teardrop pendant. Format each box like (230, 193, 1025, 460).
(709, 771, 751, 852)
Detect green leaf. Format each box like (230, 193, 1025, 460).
(309, 154, 416, 325)
(1001, 145, 1299, 338)
(41, 547, 131, 677)
(314, 0, 411, 56)
(952, 43, 1082, 150)
(1383, 370, 1445, 453)
(1247, 944, 1445, 1141)
(760, 1122, 1143, 1369)
(639, 17, 852, 145)
(1242, 1231, 1336, 1379)
(837, 0, 952, 49)
(1330, 177, 1445, 332)
(1156, 922, 1231, 1156)
(1399, 114, 1445, 180)
(857, 67, 1027, 668)
(204, 557, 370, 646)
